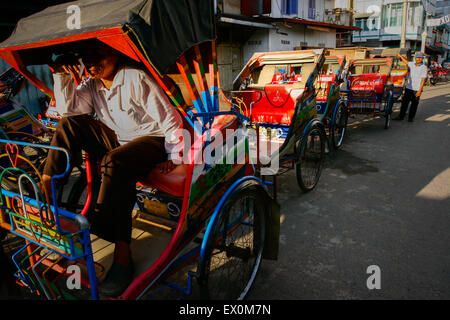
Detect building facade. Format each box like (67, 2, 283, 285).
(352, 0, 448, 61)
(433, 0, 450, 62)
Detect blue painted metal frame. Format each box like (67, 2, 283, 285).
(199, 176, 267, 265)
(0, 138, 99, 299)
(12, 242, 36, 291)
(0, 138, 71, 233)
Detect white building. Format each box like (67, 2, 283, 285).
(352, 0, 443, 56)
(434, 0, 450, 62)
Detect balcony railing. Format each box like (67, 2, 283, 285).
(324, 8, 352, 26)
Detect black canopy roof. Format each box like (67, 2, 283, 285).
(0, 0, 215, 74)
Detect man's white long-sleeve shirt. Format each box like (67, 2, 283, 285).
(406, 61, 428, 91)
(52, 66, 183, 159)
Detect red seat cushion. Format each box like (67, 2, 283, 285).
(235, 86, 304, 124)
(138, 164, 189, 198)
(136, 114, 238, 198)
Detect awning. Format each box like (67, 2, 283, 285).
(219, 14, 362, 32)
(283, 18, 362, 32)
(218, 15, 274, 29)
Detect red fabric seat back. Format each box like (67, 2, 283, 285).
(234, 85, 305, 125)
(349, 74, 387, 94)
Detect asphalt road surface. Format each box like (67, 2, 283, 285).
(249, 82, 450, 300)
(1, 83, 448, 301)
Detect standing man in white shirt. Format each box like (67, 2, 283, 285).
(43, 45, 183, 297)
(394, 52, 428, 122)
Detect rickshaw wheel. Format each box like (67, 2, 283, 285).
(384, 91, 394, 130)
(198, 185, 266, 300)
(331, 101, 348, 149)
(295, 123, 326, 193)
(384, 111, 392, 129)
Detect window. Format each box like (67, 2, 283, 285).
(281, 0, 298, 15)
(363, 18, 370, 31)
(383, 5, 389, 28)
(408, 2, 419, 27)
(389, 3, 403, 27)
(308, 0, 316, 19)
(355, 18, 370, 31)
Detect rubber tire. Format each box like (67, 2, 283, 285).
(296, 123, 326, 193)
(197, 184, 267, 300)
(384, 91, 394, 130)
(331, 101, 348, 150)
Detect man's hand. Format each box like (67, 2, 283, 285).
(397, 53, 409, 65)
(417, 78, 426, 98)
(156, 160, 176, 174)
(50, 54, 80, 74)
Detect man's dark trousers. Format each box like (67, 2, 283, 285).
(43, 115, 166, 244)
(398, 88, 421, 120)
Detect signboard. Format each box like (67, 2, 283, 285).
(427, 14, 450, 27)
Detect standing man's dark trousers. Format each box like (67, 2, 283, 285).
(43, 115, 166, 243)
(398, 88, 421, 121)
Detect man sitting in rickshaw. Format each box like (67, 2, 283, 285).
(42, 44, 183, 297)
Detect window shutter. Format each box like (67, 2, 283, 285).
(289, 0, 298, 15)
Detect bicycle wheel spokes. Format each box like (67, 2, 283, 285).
(205, 194, 263, 300)
(300, 130, 323, 189)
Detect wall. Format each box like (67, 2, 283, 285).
(334, 0, 350, 8)
(217, 42, 246, 91)
(242, 29, 271, 66)
(242, 22, 336, 64)
(221, 0, 242, 15)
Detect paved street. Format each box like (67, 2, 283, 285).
(249, 82, 450, 299)
(1, 83, 448, 301)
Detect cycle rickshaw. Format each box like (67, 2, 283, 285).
(0, 0, 280, 300)
(369, 48, 410, 102)
(315, 55, 348, 150)
(231, 49, 327, 193)
(340, 57, 395, 129)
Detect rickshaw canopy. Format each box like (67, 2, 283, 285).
(0, 0, 215, 76)
(233, 49, 324, 90)
(369, 47, 410, 58)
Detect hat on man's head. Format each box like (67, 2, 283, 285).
(415, 52, 425, 58)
